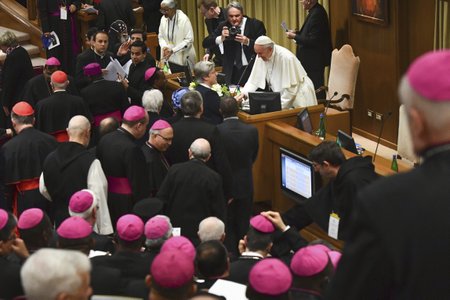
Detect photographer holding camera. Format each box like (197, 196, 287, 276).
(204, 1, 266, 85)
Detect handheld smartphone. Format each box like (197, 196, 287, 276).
(281, 21, 289, 32)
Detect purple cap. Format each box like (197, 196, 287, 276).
(123, 105, 146, 122)
(406, 50, 450, 102)
(250, 215, 275, 233)
(160, 236, 195, 261)
(0, 209, 8, 230)
(328, 250, 342, 269)
(18, 208, 44, 230)
(116, 214, 144, 241)
(69, 190, 94, 213)
(45, 57, 61, 66)
(12, 101, 34, 116)
(145, 215, 170, 239)
(151, 250, 194, 288)
(151, 119, 171, 130)
(290, 245, 330, 277)
(144, 67, 157, 81)
(249, 258, 292, 296)
(83, 63, 102, 76)
(57, 216, 92, 239)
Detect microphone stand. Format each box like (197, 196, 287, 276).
(373, 111, 393, 162)
(236, 54, 256, 87)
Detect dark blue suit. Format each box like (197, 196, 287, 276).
(196, 84, 223, 125)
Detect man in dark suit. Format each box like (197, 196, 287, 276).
(198, 0, 226, 65)
(35, 71, 91, 142)
(327, 50, 450, 299)
(286, 0, 332, 98)
(157, 138, 226, 246)
(217, 96, 258, 253)
(165, 90, 233, 201)
(194, 61, 222, 124)
(203, 1, 266, 85)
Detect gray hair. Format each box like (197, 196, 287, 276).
(399, 76, 450, 132)
(190, 138, 211, 160)
(181, 90, 203, 116)
(142, 89, 164, 113)
(194, 61, 215, 82)
(145, 215, 173, 248)
(0, 31, 18, 47)
(227, 1, 244, 14)
(68, 189, 98, 220)
(21, 248, 91, 300)
(161, 0, 177, 9)
(198, 217, 225, 242)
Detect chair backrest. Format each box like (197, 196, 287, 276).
(146, 32, 159, 59)
(326, 44, 360, 110)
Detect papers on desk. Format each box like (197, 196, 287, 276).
(209, 279, 248, 300)
(105, 57, 127, 81)
(80, 5, 98, 14)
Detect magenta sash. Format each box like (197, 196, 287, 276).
(107, 176, 132, 195)
(93, 110, 122, 127)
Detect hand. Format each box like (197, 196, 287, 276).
(5, 128, 13, 137)
(235, 93, 246, 104)
(238, 239, 246, 255)
(162, 47, 173, 60)
(43, 32, 51, 37)
(221, 26, 230, 41)
(69, 4, 77, 13)
(101, 68, 108, 76)
(261, 211, 287, 231)
(12, 238, 30, 259)
(235, 34, 248, 45)
(117, 40, 131, 56)
(118, 74, 129, 89)
(286, 31, 296, 39)
(203, 53, 210, 61)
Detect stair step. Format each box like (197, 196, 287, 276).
(0, 26, 30, 43)
(0, 43, 41, 62)
(31, 57, 47, 67)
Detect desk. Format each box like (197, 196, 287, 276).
(265, 120, 412, 250)
(238, 106, 350, 202)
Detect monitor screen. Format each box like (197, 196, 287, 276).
(296, 108, 313, 134)
(168, 62, 193, 86)
(248, 92, 281, 114)
(336, 130, 359, 154)
(280, 148, 315, 200)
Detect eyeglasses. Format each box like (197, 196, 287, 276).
(160, 8, 170, 13)
(157, 134, 173, 142)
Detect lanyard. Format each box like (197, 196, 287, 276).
(167, 13, 177, 44)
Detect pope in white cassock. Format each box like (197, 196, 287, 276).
(241, 36, 317, 109)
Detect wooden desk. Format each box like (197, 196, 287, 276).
(265, 120, 412, 250)
(238, 106, 350, 203)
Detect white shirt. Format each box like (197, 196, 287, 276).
(242, 44, 318, 109)
(215, 17, 249, 66)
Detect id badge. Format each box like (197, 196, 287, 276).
(60, 7, 67, 20)
(328, 213, 340, 240)
(172, 227, 181, 236)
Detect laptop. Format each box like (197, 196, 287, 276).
(296, 108, 313, 134)
(336, 130, 360, 155)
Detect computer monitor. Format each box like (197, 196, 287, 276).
(336, 130, 359, 155)
(248, 92, 281, 114)
(280, 148, 315, 201)
(168, 61, 193, 86)
(296, 108, 313, 134)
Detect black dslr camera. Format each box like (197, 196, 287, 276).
(228, 26, 241, 39)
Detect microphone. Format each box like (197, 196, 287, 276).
(373, 111, 393, 162)
(324, 91, 338, 115)
(237, 54, 256, 87)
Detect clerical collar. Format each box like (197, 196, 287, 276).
(421, 143, 450, 161)
(241, 251, 264, 259)
(223, 116, 238, 121)
(93, 49, 105, 59)
(53, 89, 66, 93)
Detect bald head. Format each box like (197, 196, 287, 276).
(189, 138, 211, 161)
(67, 115, 91, 146)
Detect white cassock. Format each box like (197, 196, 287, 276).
(158, 9, 197, 68)
(39, 159, 113, 235)
(242, 45, 317, 109)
